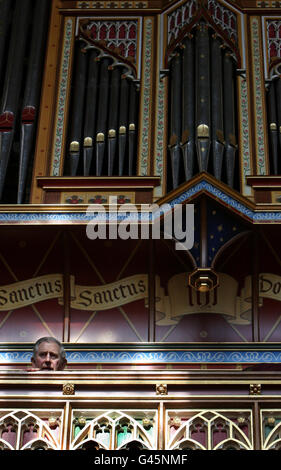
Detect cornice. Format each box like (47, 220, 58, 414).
(0, 173, 281, 224)
(57, 0, 281, 14)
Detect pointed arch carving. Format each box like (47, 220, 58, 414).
(165, 5, 241, 68)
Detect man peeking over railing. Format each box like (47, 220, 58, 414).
(29, 337, 67, 371)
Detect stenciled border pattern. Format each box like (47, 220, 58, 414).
(239, 76, 252, 196)
(1, 180, 281, 223)
(2, 349, 281, 364)
(139, 18, 153, 176)
(51, 18, 74, 176)
(251, 17, 267, 175)
(154, 77, 165, 197)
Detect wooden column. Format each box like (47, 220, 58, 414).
(63, 230, 71, 342)
(251, 229, 260, 342)
(148, 238, 155, 342)
(253, 401, 261, 450)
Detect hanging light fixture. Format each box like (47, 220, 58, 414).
(188, 267, 219, 292)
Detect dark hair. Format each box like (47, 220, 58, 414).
(33, 337, 66, 360)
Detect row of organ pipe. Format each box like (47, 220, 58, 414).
(168, 22, 237, 190)
(0, 0, 50, 203)
(267, 76, 281, 175)
(1, 1, 281, 203)
(65, 39, 139, 177)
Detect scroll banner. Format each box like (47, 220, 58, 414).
(0, 273, 280, 326)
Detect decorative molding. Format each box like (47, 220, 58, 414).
(249, 383, 261, 395)
(4, 349, 281, 364)
(257, 1, 281, 7)
(79, 19, 139, 64)
(238, 76, 252, 196)
(156, 383, 168, 395)
(51, 18, 74, 176)
(208, 0, 238, 45)
(251, 17, 268, 175)
(139, 18, 153, 176)
(167, 0, 197, 44)
(63, 382, 75, 395)
(1, 179, 281, 223)
(154, 66, 166, 197)
(77, 1, 148, 8)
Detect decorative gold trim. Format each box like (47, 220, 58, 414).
(119, 126, 126, 134)
(197, 124, 210, 138)
(156, 384, 168, 395)
(250, 384, 261, 395)
(96, 132, 105, 142)
(108, 129, 116, 138)
(2, 395, 281, 401)
(63, 383, 75, 395)
(83, 137, 93, 147)
(70, 141, 79, 151)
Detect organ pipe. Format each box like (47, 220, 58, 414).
(96, 56, 112, 176)
(195, 23, 211, 173)
(18, 0, 50, 203)
(275, 77, 281, 156)
(181, 35, 195, 181)
(118, 69, 129, 176)
(0, 0, 31, 199)
(107, 65, 122, 175)
(83, 48, 99, 176)
(223, 51, 236, 188)
(267, 80, 279, 174)
(211, 35, 225, 180)
(68, 40, 88, 176)
(169, 52, 182, 189)
(0, 0, 12, 88)
(128, 80, 138, 176)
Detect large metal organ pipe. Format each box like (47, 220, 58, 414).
(195, 23, 211, 174)
(0, 0, 31, 200)
(169, 52, 182, 189)
(267, 80, 278, 174)
(128, 80, 138, 176)
(168, 24, 238, 189)
(0, 0, 12, 91)
(68, 40, 88, 176)
(83, 49, 99, 176)
(0, 0, 50, 203)
(181, 35, 195, 181)
(18, 0, 50, 204)
(118, 69, 130, 176)
(267, 76, 281, 174)
(65, 41, 139, 178)
(107, 65, 122, 176)
(211, 35, 224, 181)
(223, 51, 237, 188)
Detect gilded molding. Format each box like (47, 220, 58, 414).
(51, 18, 74, 176)
(250, 17, 268, 175)
(249, 383, 261, 395)
(156, 383, 168, 395)
(138, 18, 153, 176)
(238, 76, 252, 196)
(63, 382, 75, 395)
(154, 78, 165, 198)
(77, 1, 148, 8)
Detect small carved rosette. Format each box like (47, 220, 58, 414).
(63, 383, 75, 395)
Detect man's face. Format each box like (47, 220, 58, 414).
(31, 341, 65, 371)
